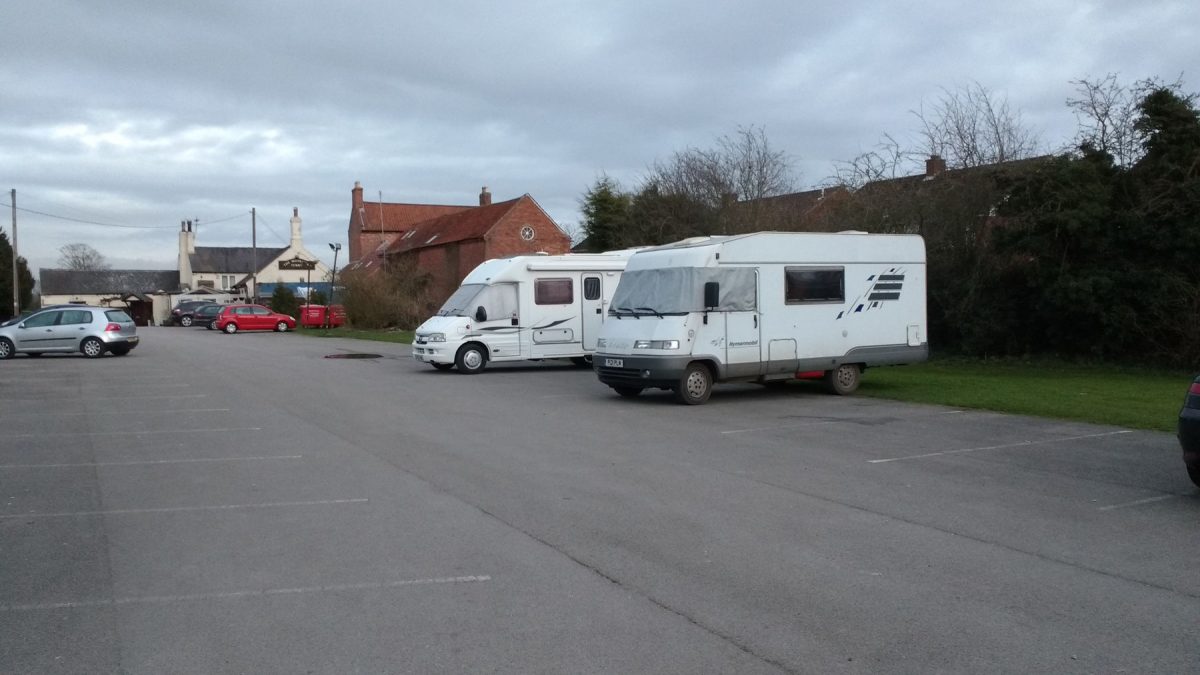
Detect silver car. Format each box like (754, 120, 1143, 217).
(0, 306, 139, 359)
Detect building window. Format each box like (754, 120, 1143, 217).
(197, 280, 215, 289)
(221, 275, 236, 289)
(785, 267, 844, 303)
(520, 226, 535, 241)
(534, 278, 572, 305)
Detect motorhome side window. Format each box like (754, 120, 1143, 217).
(535, 278, 573, 305)
(785, 267, 844, 303)
(583, 277, 601, 301)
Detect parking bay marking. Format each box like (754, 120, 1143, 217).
(6, 427, 262, 439)
(0, 575, 491, 612)
(868, 430, 1133, 464)
(1097, 494, 1180, 511)
(0, 407, 231, 419)
(0, 498, 369, 520)
(0, 455, 302, 470)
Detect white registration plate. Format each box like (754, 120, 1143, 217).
(604, 358, 623, 368)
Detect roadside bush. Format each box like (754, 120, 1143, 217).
(339, 258, 431, 329)
(269, 285, 300, 319)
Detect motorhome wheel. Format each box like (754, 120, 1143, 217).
(456, 344, 487, 374)
(825, 364, 861, 395)
(675, 363, 713, 405)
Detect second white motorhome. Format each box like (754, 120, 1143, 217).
(412, 251, 636, 373)
(593, 232, 928, 404)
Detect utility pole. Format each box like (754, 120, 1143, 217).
(378, 190, 385, 271)
(251, 207, 257, 302)
(10, 189, 18, 316)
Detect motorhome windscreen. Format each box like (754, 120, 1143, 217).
(611, 267, 757, 314)
(437, 283, 519, 320)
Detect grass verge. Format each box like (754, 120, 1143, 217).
(859, 358, 1189, 433)
(293, 326, 414, 344)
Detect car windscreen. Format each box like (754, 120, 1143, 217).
(104, 310, 134, 322)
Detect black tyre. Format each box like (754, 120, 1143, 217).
(80, 337, 106, 358)
(455, 344, 487, 374)
(224, 322, 239, 334)
(674, 362, 713, 405)
(613, 386, 643, 398)
(1188, 465, 1200, 488)
(432, 362, 454, 371)
(0, 337, 14, 360)
(179, 315, 193, 327)
(824, 364, 861, 395)
(275, 321, 289, 332)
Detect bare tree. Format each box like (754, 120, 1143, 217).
(831, 133, 914, 189)
(914, 82, 1041, 168)
(1067, 74, 1184, 167)
(642, 125, 797, 233)
(57, 243, 110, 270)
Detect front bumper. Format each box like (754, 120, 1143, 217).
(594, 353, 692, 390)
(1179, 408, 1200, 469)
(412, 342, 453, 365)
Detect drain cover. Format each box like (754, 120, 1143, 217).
(324, 353, 383, 359)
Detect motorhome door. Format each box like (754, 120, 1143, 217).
(581, 274, 604, 351)
(724, 270, 761, 378)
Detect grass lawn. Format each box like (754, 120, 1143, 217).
(293, 326, 414, 344)
(292, 325, 1188, 433)
(859, 359, 1190, 433)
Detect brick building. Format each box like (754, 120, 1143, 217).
(345, 182, 570, 303)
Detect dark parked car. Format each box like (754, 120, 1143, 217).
(170, 300, 216, 327)
(1178, 376, 1200, 487)
(191, 303, 225, 329)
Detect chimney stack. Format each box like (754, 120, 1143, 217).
(480, 186, 492, 206)
(352, 181, 364, 209)
(925, 154, 946, 177)
(290, 207, 303, 249)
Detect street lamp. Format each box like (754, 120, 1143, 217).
(328, 242, 341, 305)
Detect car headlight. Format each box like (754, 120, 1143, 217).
(596, 338, 607, 348)
(634, 339, 680, 350)
(425, 333, 446, 342)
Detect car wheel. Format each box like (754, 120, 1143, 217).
(275, 321, 289, 332)
(1188, 465, 1200, 488)
(0, 337, 14, 360)
(224, 322, 239, 334)
(824, 364, 861, 395)
(180, 315, 193, 327)
(455, 344, 487, 374)
(80, 337, 106, 358)
(674, 362, 713, 405)
(109, 346, 130, 356)
(613, 386, 643, 398)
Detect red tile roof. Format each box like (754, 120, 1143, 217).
(357, 201, 472, 232)
(385, 196, 529, 255)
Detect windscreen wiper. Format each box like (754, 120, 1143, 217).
(612, 306, 639, 319)
(635, 306, 663, 318)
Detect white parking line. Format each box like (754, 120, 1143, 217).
(868, 430, 1133, 464)
(0, 498, 368, 520)
(1097, 494, 1179, 511)
(0, 455, 302, 469)
(0, 575, 491, 612)
(8, 427, 261, 439)
(0, 393, 209, 402)
(0, 408, 231, 419)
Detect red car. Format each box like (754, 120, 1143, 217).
(214, 304, 297, 334)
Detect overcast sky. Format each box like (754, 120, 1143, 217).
(1, 1, 1195, 274)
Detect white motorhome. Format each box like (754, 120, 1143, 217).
(593, 232, 927, 404)
(412, 251, 637, 373)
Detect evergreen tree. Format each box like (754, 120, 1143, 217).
(579, 175, 632, 252)
(269, 284, 300, 319)
(0, 227, 34, 319)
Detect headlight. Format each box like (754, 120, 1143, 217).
(596, 338, 607, 348)
(426, 333, 446, 342)
(634, 339, 680, 350)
